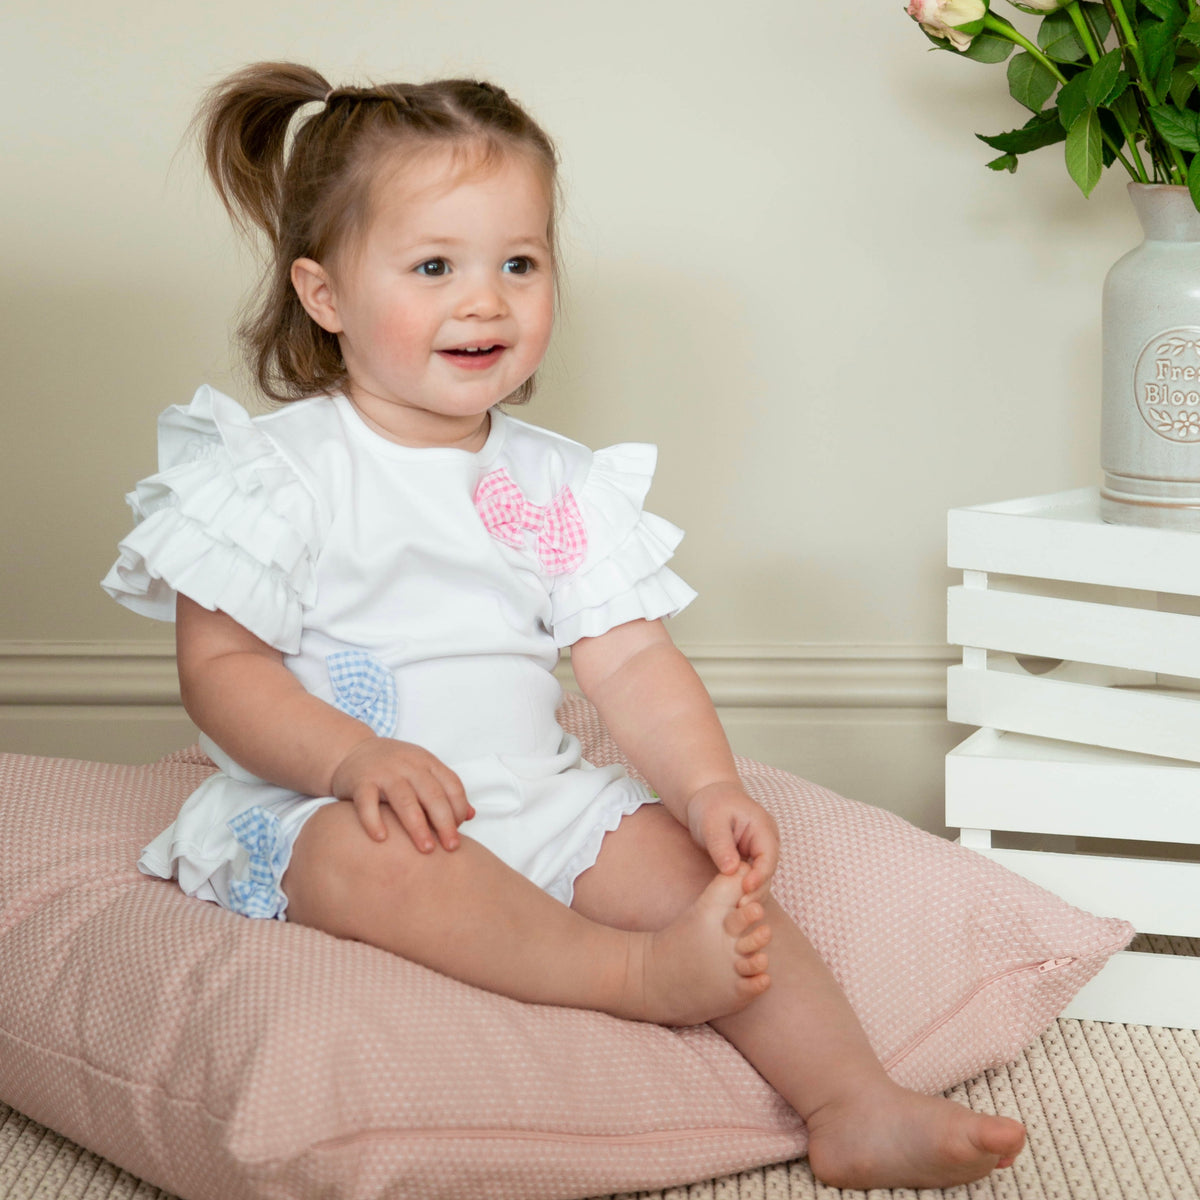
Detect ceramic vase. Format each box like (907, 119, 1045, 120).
(1101, 183, 1200, 529)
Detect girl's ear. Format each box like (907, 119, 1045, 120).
(291, 258, 344, 333)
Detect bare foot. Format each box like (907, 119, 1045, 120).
(622, 866, 771, 1026)
(805, 1082, 1026, 1190)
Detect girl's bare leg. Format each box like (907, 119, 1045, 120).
(571, 805, 1027, 1192)
(281, 800, 770, 1026)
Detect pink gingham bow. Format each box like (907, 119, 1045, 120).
(474, 468, 587, 575)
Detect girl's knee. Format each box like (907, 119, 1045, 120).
(282, 801, 438, 932)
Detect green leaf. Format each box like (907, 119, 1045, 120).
(1181, 15, 1200, 47)
(1066, 108, 1104, 196)
(1151, 104, 1200, 151)
(1009, 50, 1059, 111)
(1107, 70, 1132, 108)
(1142, 12, 1184, 90)
(1112, 88, 1141, 130)
(1141, 19, 1167, 83)
(962, 32, 1016, 63)
(1188, 152, 1200, 210)
(1139, 0, 1177, 19)
(1058, 70, 1093, 131)
(986, 152, 1019, 172)
(1080, 2, 1112, 44)
(1157, 46, 1179, 99)
(1038, 9, 1088, 63)
(1171, 62, 1198, 107)
(977, 110, 1069, 154)
(1087, 50, 1125, 107)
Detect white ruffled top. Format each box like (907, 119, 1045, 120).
(101, 386, 696, 775)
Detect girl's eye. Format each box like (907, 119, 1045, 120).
(416, 259, 449, 277)
(503, 256, 533, 275)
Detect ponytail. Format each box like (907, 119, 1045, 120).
(197, 61, 329, 248)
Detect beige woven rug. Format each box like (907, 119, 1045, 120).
(3, 1012, 1199, 1200)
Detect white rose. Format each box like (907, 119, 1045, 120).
(906, 0, 989, 51)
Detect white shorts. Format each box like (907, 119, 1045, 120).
(138, 737, 657, 919)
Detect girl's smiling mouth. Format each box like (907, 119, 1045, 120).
(438, 343, 506, 369)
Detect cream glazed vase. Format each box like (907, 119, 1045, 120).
(1102, 183, 1200, 529)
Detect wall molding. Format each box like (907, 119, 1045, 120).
(0, 641, 955, 710)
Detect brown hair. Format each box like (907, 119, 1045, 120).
(196, 62, 560, 404)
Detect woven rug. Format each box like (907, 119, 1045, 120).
(3, 1014, 1198, 1200)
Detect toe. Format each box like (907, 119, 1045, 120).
(740, 972, 770, 996)
(724, 900, 764, 936)
(736, 951, 768, 976)
(980, 1118, 1026, 1160)
(705, 868, 747, 909)
(735, 924, 771, 954)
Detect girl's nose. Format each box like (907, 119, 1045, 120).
(454, 275, 508, 321)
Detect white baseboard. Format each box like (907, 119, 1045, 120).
(0, 640, 953, 708)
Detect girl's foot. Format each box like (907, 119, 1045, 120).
(623, 866, 771, 1025)
(805, 1083, 1026, 1190)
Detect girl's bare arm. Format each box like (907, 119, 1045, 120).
(569, 618, 778, 897)
(175, 594, 472, 848)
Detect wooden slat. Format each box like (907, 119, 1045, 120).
(949, 488, 1200, 594)
(1062, 950, 1200, 1028)
(977, 846, 1200, 937)
(947, 665, 1200, 762)
(946, 729, 1200, 843)
(947, 586, 1200, 677)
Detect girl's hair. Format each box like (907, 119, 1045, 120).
(197, 61, 560, 404)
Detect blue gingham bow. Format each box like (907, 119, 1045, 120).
(326, 650, 399, 738)
(227, 806, 289, 919)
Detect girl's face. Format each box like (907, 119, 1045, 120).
(295, 147, 555, 448)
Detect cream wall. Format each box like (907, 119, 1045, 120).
(1, 1, 1139, 831)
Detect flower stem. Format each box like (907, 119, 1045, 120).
(1065, 0, 1152, 181)
(982, 12, 1068, 85)
(1112, 0, 1188, 181)
(1106, 0, 1149, 93)
(1103, 0, 1181, 181)
(1064, 1, 1102, 62)
(1109, 143, 1144, 179)
(1078, 1, 1151, 181)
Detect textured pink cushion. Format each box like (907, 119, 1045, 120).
(0, 694, 1131, 1200)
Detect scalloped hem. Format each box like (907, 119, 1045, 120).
(543, 785, 659, 907)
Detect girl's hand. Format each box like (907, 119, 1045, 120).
(685, 781, 779, 903)
(330, 738, 474, 852)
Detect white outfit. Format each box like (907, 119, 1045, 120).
(102, 386, 696, 917)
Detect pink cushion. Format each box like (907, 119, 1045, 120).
(0, 694, 1131, 1200)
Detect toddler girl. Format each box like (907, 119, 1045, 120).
(102, 61, 1026, 1189)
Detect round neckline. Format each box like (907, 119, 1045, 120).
(332, 394, 508, 464)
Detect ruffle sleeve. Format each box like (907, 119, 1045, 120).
(549, 443, 697, 647)
(100, 386, 324, 655)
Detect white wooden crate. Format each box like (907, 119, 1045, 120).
(948, 488, 1200, 762)
(947, 488, 1200, 1028)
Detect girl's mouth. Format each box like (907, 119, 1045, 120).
(439, 344, 505, 370)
